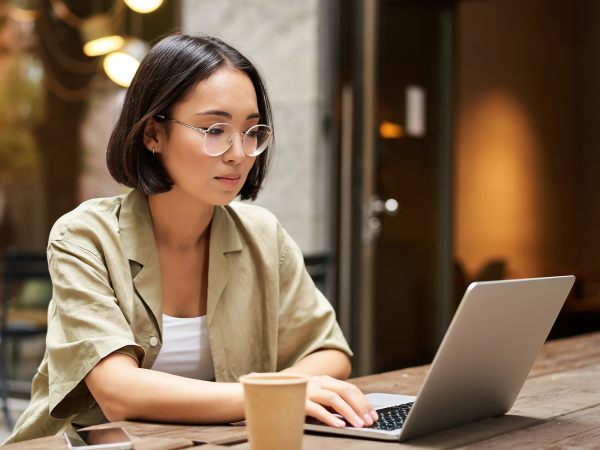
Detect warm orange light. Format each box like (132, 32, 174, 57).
(379, 120, 403, 139)
(103, 38, 148, 88)
(124, 0, 163, 13)
(104, 52, 140, 87)
(456, 91, 542, 279)
(82, 15, 124, 57)
(84, 36, 124, 57)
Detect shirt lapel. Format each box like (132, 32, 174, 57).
(119, 191, 242, 333)
(119, 189, 163, 336)
(207, 205, 243, 327)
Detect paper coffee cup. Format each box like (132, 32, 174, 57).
(239, 372, 310, 450)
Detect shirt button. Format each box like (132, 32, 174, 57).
(150, 337, 158, 347)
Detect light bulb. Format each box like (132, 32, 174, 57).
(84, 36, 124, 57)
(103, 38, 149, 87)
(124, 0, 163, 14)
(104, 52, 140, 87)
(379, 120, 403, 139)
(81, 15, 124, 57)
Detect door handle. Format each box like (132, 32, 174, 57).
(363, 195, 401, 243)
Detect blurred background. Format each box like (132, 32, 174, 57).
(1, 0, 600, 437)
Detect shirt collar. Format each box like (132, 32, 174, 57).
(119, 188, 156, 267)
(119, 189, 243, 264)
(118, 188, 244, 331)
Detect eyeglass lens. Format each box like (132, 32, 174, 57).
(204, 123, 272, 156)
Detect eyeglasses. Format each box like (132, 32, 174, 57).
(155, 115, 273, 157)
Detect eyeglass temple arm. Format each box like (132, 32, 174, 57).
(154, 115, 208, 134)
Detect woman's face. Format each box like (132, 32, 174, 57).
(151, 68, 260, 206)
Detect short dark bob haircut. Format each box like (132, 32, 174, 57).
(106, 34, 273, 201)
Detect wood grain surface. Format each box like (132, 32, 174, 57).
(527, 331, 600, 379)
(76, 422, 248, 446)
(3, 436, 66, 450)
(4, 331, 600, 449)
(147, 425, 248, 445)
(461, 404, 600, 449)
(132, 438, 194, 450)
(77, 421, 203, 436)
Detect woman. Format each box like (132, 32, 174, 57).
(5, 34, 378, 444)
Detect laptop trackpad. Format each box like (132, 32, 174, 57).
(366, 393, 417, 410)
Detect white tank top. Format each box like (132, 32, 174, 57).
(150, 314, 215, 381)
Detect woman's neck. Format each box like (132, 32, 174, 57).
(147, 187, 214, 249)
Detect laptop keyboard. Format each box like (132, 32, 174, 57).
(342, 402, 414, 431)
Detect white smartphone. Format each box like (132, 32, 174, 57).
(64, 428, 134, 450)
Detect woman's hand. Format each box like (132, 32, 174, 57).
(305, 375, 379, 428)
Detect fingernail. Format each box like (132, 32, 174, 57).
(335, 418, 346, 428)
(364, 413, 373, 425)
(370, 410, 379, 421)
(354, 415, 365, 427)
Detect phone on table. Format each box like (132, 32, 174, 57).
(64, 427, 134, 450)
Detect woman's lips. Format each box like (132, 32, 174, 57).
(215, 176, 241, 186)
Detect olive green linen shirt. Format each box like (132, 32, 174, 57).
(5, 188, 351, 444)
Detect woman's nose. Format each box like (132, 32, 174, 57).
(223, 133, 245, 162)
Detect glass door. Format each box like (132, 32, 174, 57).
(370, 1, 454, 373)
(332, 0, 455, 375)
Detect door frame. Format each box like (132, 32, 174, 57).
(327, 0, 456, 376)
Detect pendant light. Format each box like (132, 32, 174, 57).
(82, 14, 124, 57)
(124, 0, 163, 14)
(103, 38, 149, 87)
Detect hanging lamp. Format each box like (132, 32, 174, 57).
(124, 0, 163, 14)
(103, 38, 149, 87)
(82, 14, 124, 57)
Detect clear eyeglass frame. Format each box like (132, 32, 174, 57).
(155, 115, 273, 157)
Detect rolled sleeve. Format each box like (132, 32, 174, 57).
(276, 229, 352, 371)
(46, 240, 144, 419)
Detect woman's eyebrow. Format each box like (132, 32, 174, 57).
(194, 110, 261, 120)
(195, 110, 232, 119)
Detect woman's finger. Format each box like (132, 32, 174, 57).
(309, 388, 367, 428)
(305, 399, 346, 428)
(312, 376, 378, 425)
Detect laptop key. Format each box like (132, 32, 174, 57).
(337, 402, 414, 431)
(365, 402, 414, 431)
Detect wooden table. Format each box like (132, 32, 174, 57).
(6, 331, 600, 449)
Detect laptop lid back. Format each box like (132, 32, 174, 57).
(399, 276, 575, 442)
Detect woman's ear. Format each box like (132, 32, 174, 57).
(142, 118, 162, 153)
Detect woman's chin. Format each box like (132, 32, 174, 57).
(169, 184, 240, 206)
(207, 191, 242, 206)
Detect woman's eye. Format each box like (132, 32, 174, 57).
(208, 128, 225, 136)
(246, 131, 257, 138)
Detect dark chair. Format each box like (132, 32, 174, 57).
(475, 259, 506, 282)
(303, 253, 330, 295)
(0, 248, 51, 430)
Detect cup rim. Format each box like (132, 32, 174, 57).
(238, 372, 310, 385)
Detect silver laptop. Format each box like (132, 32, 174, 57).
(305, 276, 575, 442)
